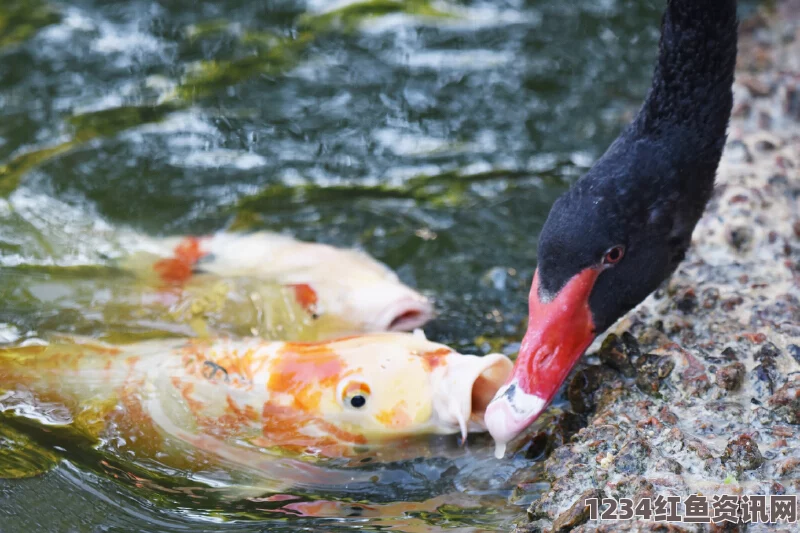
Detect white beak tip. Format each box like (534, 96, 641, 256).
(494, 442, 507, 459)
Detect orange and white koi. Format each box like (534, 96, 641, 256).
(124, 231, 434, 334)
(0, 333, 512, 464)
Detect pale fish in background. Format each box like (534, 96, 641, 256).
(0, 332, 512, 490)
(121, 231, 434, 336)
(1, 229, 434, 342)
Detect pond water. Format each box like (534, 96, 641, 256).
(0, 0, 741, 530)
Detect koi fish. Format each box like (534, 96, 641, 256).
(0, 332, 512, 482)
(122, 231, 434, 336)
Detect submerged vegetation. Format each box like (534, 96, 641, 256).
(0, 0, 59, 50)
(0, 0, 459, 198)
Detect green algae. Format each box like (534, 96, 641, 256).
(65, 103, 181, 141)
(230, 168, 547, 229)
(177, 32, 314, 101)
(298, 0, 452, 34)
(0, 422, 61, 479)
(179, 0, 453, 100)
(0, 102, 180, 197)
(0, 0, 60, 50)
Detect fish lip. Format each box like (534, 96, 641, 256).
(431, 352, 514, 441)
(380, 297, 434, 331)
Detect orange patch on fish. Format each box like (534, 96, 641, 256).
(225, 394, 259, 421)
(267, 343, 345, 393)
(342, 381, 371, 398)
(153, 236, 208, 285)
(316, 419, 368, 445)
(195, 394, 260, 438)
(420, 347, 451, 371)
(115, 379, 162, 456)
(290, 283, 318, 313)
(375, 401, 412, 429)
(268, 344, 344, 410)
(171, 377, 205, 413)
(258, 400, 367, 454)
(259, 404, 327, 450)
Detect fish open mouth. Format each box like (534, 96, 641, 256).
(433, 352, 514, 441)
(382, 298, 434, 331)
(388, 310, 423, 330)
(470, 356, 513, 417)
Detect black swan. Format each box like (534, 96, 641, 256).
(485, 0, 739, 456)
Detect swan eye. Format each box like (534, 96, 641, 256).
(602, 245, 625, 266)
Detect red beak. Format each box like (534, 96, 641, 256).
(484, 267, 598, 457)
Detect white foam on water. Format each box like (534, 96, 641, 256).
(171, 150, 268, 170)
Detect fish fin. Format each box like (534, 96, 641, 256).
(412, 328, 428, 340)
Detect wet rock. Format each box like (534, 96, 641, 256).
(567, 366, 619, 414)
(721, 434, 764, 473)
(523, 412, 586, 461)
(716, 362, 746, 390)
(596, 332, 639, 377)
(701, 287, 720, 309)
(653, 457, 683, 474)
(769, 378, 800, 424)
(720, 346, 739, 361)
(753, 342, 781, 362)
(753, 363, 777, 396)
(529, 467, 595, 520)
(752, 344, 779, 397)
(702, 346, 739, 365)
(674, 287, 698, 313)
(777, 457, 800, 476)
(658, 406, 678, 425)
(725, 140, 753, 163)
(603, 475, 654, 499)
(634, 354, 675, 396)
(740, 76, 772, 96)
(789, 344, 800, 365)
(726, 225, 754, 251)
(523, 433, 550, 462)
(752, 132, 782, 151)
(679, 350, 712, 396)
(544, 446, 588, 480)
(686, 437, 714, 461)
(550, 489, 599, 532)
(722, 295, 744, 310)
(513, 522, 545, 533)
(610, 439, 650, 476)
(594, 382, 630, 414)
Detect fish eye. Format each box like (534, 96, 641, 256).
(349, 395, 367, 408)
(340, 381, 371, 410)
(602, 245, 625, 266)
